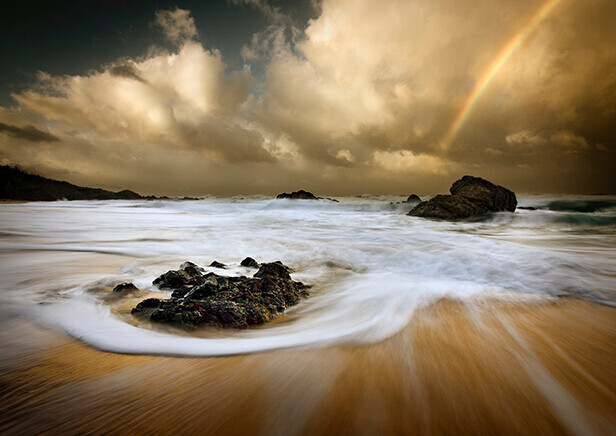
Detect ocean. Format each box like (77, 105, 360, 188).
(1, 195, 614, 356)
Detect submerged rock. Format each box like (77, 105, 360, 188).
(113, 282, 138, 293)
(209, 261, 227, 269)
(405, 194, 421, 203)
(408, 176, 517, 220)
(276, 190, 319, 200)
(133, 260, 309, 329)
(240, 257, 260, 268)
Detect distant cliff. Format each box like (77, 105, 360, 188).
(0, 166, 145, 201)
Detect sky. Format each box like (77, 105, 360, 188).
(0, 0, 614, 196)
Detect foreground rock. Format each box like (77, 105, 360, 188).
(408, 176, 517, 220)
(132, 260, 309, 329)
(276, 190, 319, 200)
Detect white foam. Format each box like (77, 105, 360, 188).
(0, 196, 614, 356)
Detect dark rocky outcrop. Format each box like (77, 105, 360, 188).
(408, 176, 517, 220)
(408, 194, 491, 219)
(0, 165, 146, 201)
(209, 261, 227, 269)
(449, 176, 517, 212)
(152, 261, 204, 290)
(240, 257, 260, 268)
(405, 194, 421, 203)
(179, 261, 205, 276)
(254, 261, 292, 281)
(276, 190, 319, 200)
(113, 282, 138, 293)
(133, 298, 163, 310)
(133, 260, 309, 329)
(276, 190, 339, 202)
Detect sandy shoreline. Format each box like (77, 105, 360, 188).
(0, 297, 614, 435)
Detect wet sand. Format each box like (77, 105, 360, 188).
(0, 297, 614, 435)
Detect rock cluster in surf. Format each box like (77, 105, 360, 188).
(408, 175, 517, 220)
(276, 189, 320, 200)
(275, 189, 339, 202)
(131, 259, 309, 329)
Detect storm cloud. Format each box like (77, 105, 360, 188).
(0, 1, 614, 196)
(0, 122, 58, 143)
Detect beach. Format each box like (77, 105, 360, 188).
(0, 298, 614, 434)
(0, 196, 614, 434)
(1, 0, 614, 432)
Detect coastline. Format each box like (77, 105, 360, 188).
(1, 297, 614, 435)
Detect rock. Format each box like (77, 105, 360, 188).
(113, 282, 138, 293)
(179, 261, 205, 277)
(131, 298, 162, 314)
(209, 261, 227, 269)
(0, 165, 150, 201)
(408, 176, 517, 220)
(405, 194, 421, 203)
(152, 261, 209, 290)
(517, 206, 536, 210)
(153, 269, 193, 289)
(449, 176, 517, 212)
(254, 261, 292, 280)
(408, 194, 490, 220)
(276, 190, 319, 200)
(115, 190, 142, 200)
(240, 257, 260, 268)
(132, 260, 308, 329)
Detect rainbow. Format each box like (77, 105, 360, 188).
(441, 0, 562, 150)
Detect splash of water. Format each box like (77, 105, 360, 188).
(0, 195, 614, 356)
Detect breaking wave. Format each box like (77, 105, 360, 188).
(0, 195, 614, 356)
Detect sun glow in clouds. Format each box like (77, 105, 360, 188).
(441, 0, 563, 150)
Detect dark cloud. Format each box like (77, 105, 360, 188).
(176, 119, 276, 163)
(0, 0, 614, 195)
(0, 122, 59, 143)
(109, 64, 146, 83)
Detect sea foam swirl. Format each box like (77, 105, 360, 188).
(0, 195, 614, 356)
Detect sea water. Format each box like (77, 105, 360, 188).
(0, 196, 614, 356)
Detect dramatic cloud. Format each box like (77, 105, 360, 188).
(153, 7, 198, 44)
(228, 0, 291, 24)
(0, 122, 58, 143)
(109, 64, 146, 83)
(1, 0, 614, 195)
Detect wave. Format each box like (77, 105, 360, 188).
(552, 214, 616, 226)
(1, 196, 615, 356)
(487, 210, 616, 228)
(127, 197, 417, 215)
(544, 199, 616, 213)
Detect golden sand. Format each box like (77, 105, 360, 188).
(0, 298, 614, 435)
